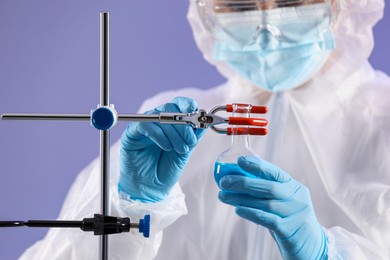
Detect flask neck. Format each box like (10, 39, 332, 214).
(230, 133, 250, 148)
(230, 103, 251, 149)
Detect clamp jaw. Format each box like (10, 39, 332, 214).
(159, 109, 227, 129)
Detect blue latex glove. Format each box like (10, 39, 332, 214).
(218, 156, 327, 260)
(118, 97, 205, 202)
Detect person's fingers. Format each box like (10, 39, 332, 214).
(158, 123, 190, 154)
(171, 96, 198, 113)
(219, 191, 258, 207)
(235, 206, 281, 232)
(219, 175, 300, 200)
(237, 156, 291, 182)
(236, 205, 316, 240)
(124, 97, 205, 151)
(121, 122, 168, 151)
(135, 122, 174, 151)
(157, 152, 185, 186)
(157, 101, 199, 147)
(122, 108, 161, 144)
(218, 191, 304, 217)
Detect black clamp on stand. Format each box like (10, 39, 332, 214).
(0, 214, 150, 237)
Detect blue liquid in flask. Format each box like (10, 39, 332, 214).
(214, 162, 252, 188)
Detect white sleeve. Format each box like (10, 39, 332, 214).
(325, 226, 388, 259)
(19, 140, 187, 260)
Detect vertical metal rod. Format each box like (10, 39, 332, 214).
(101, 12, 110, 106)
(100, 130, 110, 260)
(100, 11, 110, 260)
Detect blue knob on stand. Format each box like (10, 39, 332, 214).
(138, 215, 150, 238)
(91, 105, 117, 130)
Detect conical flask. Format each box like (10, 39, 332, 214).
(214, 104, 260, 188)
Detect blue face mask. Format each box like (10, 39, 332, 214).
(212, 4, 336, 92)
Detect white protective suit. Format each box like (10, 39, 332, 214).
(21, 0, 390, 259)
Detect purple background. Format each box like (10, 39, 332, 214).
(0, 1, 388, 259)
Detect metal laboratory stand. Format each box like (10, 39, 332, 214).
(0, 12, 151, 260)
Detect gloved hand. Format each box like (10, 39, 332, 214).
(119, 97, 205, 202)
(218, 156, 327, 260)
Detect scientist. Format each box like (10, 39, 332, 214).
(21, 0, 390, 259)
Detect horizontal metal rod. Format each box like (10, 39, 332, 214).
(25, 220, 83, 228)
(1, 114, 91, 121)
(1, 113, 163, 122)
(118, 114, 161, 122)
(0, 220, 82, 228)
(0, 221, 25, 227)
(130, 223, 139, 229)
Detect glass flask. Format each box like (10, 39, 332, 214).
(214, 104, 260, 188)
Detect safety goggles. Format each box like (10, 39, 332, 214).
(196, 0, 340, 47)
